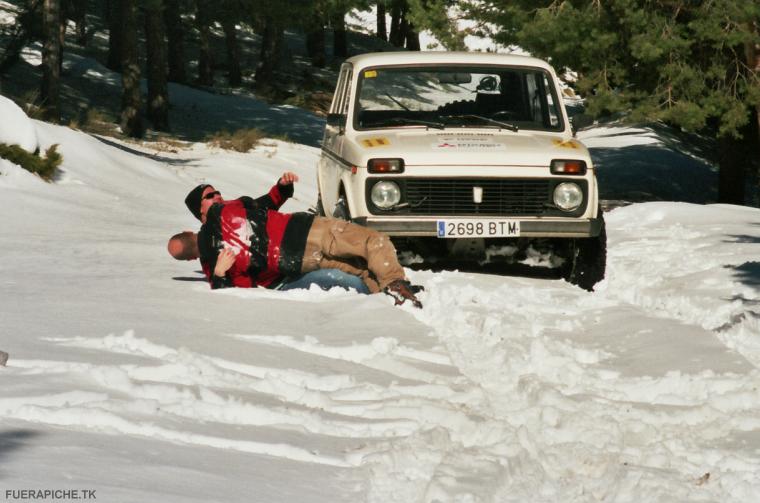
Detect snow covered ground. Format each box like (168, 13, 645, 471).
(2, 87, 760, 502)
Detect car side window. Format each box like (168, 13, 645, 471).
(330, 64, 353, 115)
(542, 74, 560, 127)
(340, 68, 353, 116)
(525, 72, 560, 128)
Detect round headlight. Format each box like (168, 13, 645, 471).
(371, 181, 401, 209)
(553, 182, 583, 211)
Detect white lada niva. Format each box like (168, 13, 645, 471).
(317, 51, 606, 290)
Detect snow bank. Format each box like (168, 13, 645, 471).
(1, 79, 759, 502)
(0, 94, 38, 152)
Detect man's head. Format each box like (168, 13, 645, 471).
(167, 231, 200, 261)
(185, 184, 222, 222)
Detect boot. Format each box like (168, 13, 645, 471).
(384, 279, 423, 308)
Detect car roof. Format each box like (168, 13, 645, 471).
(344, 51, 555, 72)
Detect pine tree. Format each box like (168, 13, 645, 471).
(376, 1, 387, 41)
(388, 0, 405, 47)
(195, 0, 213, 86)
(144, 0, 170, 130)
(468, 0, 760, 204)
(41, 0, 61, 123)
(220, 8, 243, 86)
(407, 0, 465, 50)
(305, 1, 327, 68)
(164, 0, 187, 83)
(0, 0, 43, 76)
(330, 3, 348, 59)
(120, 0, 143, 138)
(255, 14, 283, 86)
(326, 0, 366, 60)
(106, 0, 122, 71)
(68, 0, 88, 46)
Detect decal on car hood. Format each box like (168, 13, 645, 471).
(432, 135, 506, 151)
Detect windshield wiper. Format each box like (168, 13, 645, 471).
(440, 114, 519, 132)
(364, 117, 446, 130)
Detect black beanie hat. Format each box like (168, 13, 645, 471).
(185, 184, 210, 221)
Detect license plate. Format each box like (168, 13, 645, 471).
(437, 219, 521, 238)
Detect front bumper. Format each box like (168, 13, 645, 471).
(354, 216, 604, 238)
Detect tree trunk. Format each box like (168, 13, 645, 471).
(718, 135, 746, 205)
(145, 0, 170, 131)
(376, 1, 387, 41)
(71, 0, 87, 46)
(405, 22, 420, 50)
(332, 8, 347, 59)
(106, 0, 122, 71)
(164, 0, 186, 83)
(305, 2, 326, 68)
(120, 0, 143, 138)
(221, 18, 242, 86)
(58, 11, 65, 74)
(41, 0, 61, 123)
(255, 16, 283, 86)
(195, 0, 213, 86)
(745, 38, 760, 160)
(389, 1, 404, 47)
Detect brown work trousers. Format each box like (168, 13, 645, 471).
(300, 217, 405, 293)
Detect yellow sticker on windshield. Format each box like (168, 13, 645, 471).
(362, 137, 390, 147)
(364, 70, 378, 78)
(553, 139, 580, 149)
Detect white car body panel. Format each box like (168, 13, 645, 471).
(317, 52, 601, 238)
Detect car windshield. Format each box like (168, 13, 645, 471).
(355, 65, 564, 132)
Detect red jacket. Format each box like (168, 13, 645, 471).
(197, 183, 314, 289)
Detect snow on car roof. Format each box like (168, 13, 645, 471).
(344, 51, 554, 71)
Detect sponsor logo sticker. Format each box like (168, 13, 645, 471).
(431, 135, 505, 150)
(552, 139, 581, 149)
(361, 137, 390, 147)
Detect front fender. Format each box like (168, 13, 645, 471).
(317, 154, 341, 214)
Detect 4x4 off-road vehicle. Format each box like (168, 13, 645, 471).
(316, 52, 606, 290)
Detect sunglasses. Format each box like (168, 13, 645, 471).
(203, 191, 221, 200)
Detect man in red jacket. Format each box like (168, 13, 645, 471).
(169, 177, 422, 307)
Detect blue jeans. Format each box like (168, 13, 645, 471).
(278, 268, 369, 294)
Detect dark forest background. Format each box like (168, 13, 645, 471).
(0, 0, 758, 204)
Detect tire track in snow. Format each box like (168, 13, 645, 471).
(355, 270, 760, 502)
(0, 329, 483, 470)
(602, 204, 760, 367)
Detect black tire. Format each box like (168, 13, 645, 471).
(563, 211, 607, 291)
(333, 195, 350, 220)
(315, 195, 326, 216)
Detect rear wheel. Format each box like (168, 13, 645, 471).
(562, 210, 607, 291)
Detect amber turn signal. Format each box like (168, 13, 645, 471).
(550, 159, 587, 175)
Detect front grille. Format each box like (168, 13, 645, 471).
(402, 178, 551, 216)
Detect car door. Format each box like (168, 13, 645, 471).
(318, 63, 353, 213)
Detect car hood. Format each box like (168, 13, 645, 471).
(349, 130, 591, 167)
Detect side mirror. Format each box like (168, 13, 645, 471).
(327, 113, 346, 127)
(571, 113, 594, 134)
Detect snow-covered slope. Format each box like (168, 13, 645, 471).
(1, 100, 760, 502)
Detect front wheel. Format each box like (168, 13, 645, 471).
(562, 211, 607, 291)
(333, 195, 350, 220)
(315, 195, 326, 216)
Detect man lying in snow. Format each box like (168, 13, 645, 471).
(168, 175, 423, 308)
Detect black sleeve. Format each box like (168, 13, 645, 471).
(245, 182, 294, 211)
(198, 214, 228, 289)
(210, 273, 233, 289)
